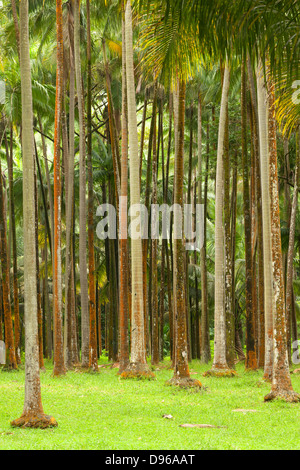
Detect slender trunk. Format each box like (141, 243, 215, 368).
(223, 87, 234, 369)
(12, 0, 56, 428)
(170, 79, 198, 386)
(256, 59, 273, 381)
(242, 62, 257, 370)
(86, 0, 98, 372)
(151, 94, 159, 365)
(201, 118, 210, 363)
(207, 63, 233, 375)
(53, 0, 65, 376)
(118, 1, 130, 374)
(265, 78, 299, 402)
(6, 126, 21, 363)
(74, 0, 89, 368)
(123, 1, 151, 376)
(286, 131, 299, 362)
(34, 165, 44, 369)
(0, 159, 17, 370)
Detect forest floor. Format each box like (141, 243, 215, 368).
(0, 357, 299, 450)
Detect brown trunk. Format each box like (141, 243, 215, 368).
(118, 1, 130, 374)
(53, 0, 65, 376)
(0, 159, 17, 370)
(242, 62, 257, 370)
(264, 78, 300, 402)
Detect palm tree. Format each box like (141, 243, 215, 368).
(0, 152, 17, 370)
(256, 59, 273, 382)
(118, 0, 130, 374)
(53, 0, 65, 377)
(204, 63, 236, 377)
(121, 0, 153, 378)
(168, 79, 201, 387)
(86, 0, 98, 372)
(11, 0, 57, 428)
(241, 61, 257, 370)
(73, 0, 89, 368)
(264, 77, 300, 402)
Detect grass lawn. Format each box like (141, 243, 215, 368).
(0, 358, 299, 450)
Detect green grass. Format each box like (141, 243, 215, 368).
(0, 358, 299, 450)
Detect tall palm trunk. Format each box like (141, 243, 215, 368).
(122, 0, 153, 378)
(201, 118, 210, 363)
(11, 0, 56, 428)
(285, 130, 299, 362)
(242, 62, 257, 370)
(6, 127, 21, 364)
(151, 97, 159, 365)
(52, 0, 65, 377)
(118, 0, 129, 374)
(73, 0, 89, 368)
(169, 80, 200, 388)
(34, 166, 44, 369)
(264, 79, 300, 402)
(86, 0, 98, 372)
(223, 86, 234, 369)
(205, 63, 235, 377)
(256, 59, 273, 381)
(0, 157, 17, 370)
(64, 1, 76, 368)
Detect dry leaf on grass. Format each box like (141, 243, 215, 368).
(232, 409, 258, 414)
(179, 423, 227, 429)
(163, 414, 174, 419)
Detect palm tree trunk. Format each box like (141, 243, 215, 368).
(151, 94, 159, 365)
(122, 1, 153, 377)
(0, 157, 17, 370)
(205, 63, 234, 376)
(264, 79, 300, 402)
(286, 130, 299, 363)
(73, 0, 89, 368)
(52, 0, 65, 377)
(242, 62, 257, 370)
(201, 119, 210, 363)
(223, 87, 235, 369)
(169, 80, 200, 388)
(118, 0, 130, 374)
(11, 0, 56, 428)
(86, 0, 98, 372)
(6, 126, 21, 364)
(256, 59, 273, 381)
(34, 166, 44, 370)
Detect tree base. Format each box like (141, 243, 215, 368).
(11, 414, 58, 429)
(117, 361, 130, 375)
(262, 374, 272, 383)
(203, 368, 237, 378)
(120, 362, 156, 380)
(166, 377, 203, 389)
(264, 390, 300, 403)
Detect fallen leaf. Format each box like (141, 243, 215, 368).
(179, 423, 226, 429)
(232, 409, 258, 414)
(163, 414, 173, 419)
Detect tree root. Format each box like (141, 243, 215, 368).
(166, 377, 203, 389)
(264, 390, 300, 403)
(203, 368, 237, 378)
(11, 414, 58, 429)
(120, 362, 156, 380)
